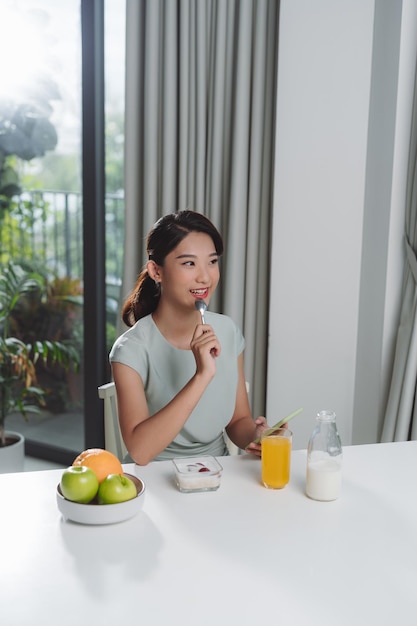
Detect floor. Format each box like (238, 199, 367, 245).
(24, 456, 66, 471)
(6, 409, 84, 452)
(5, 409, 83, 472)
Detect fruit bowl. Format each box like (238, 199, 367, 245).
(56, 473, 145, 525)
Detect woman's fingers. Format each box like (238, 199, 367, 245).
(190, 325, 221, 374)
(192, 323, 213, 340)
(191, 325, 220, 355)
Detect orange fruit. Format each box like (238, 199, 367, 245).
(72, 448, 123, 483)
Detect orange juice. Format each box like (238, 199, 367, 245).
(261, 432, 292, 489)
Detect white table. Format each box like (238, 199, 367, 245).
(1, 442, 416, 626)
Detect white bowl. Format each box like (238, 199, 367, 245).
(56, 473, 145, 525)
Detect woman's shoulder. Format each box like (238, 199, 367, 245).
(206, 311, 239, 330)
(206, 311, 244, 349)
(109, 315, 154, 355)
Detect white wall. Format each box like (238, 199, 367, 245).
(267, 0, 417, 450)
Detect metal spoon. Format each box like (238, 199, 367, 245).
(195, 299, 207, 324)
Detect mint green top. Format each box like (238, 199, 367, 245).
(109, 312, 245, 461)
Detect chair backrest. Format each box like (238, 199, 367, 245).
(223, 381, 250, 456)
(98, 382, 127, 461)
(98, 381, 250, 460)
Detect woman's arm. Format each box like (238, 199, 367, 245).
(112, 323, 220, 465)
(224, 353, 268, 456)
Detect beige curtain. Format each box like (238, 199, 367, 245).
(123, 0, 280, 417)
(382, 57, 417, 442)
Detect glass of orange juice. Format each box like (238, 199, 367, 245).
(261, 428, 292, 489)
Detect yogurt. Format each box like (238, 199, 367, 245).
(172, 456, 223, 493)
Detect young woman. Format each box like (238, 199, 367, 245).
(109, 210, 268, 464)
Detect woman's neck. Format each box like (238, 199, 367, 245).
(152, 303, 199, 350)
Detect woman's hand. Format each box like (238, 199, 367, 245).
(190, 323, 221, 379)
(245, 416, 269, 457)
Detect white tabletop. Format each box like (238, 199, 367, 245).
(1, 441, 417, 626)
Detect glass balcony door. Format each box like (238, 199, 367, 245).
(0, 0, 125, 464)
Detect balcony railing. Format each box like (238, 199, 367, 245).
(0, 189, 124, 302)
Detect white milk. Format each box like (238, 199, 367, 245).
(306, 459, 342, 501)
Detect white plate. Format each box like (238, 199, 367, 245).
(56, 473, 145, 525)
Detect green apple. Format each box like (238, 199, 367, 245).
(97, 474, 137, 504)
(60, 465, 99, 503)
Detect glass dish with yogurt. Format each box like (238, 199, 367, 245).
(172, 456, 223, 493)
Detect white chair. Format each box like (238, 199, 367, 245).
(98, 382, 128, 461)
(223, 380, 250, 456)
(98, 381, 249, 460)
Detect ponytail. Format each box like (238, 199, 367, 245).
(121, 269, 160, 327)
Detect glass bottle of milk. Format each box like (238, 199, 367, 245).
(306, 410, 342, 501)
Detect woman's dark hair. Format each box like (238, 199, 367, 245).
(122, 210, 224, 326)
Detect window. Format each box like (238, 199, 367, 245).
(0, 0, 125, 464)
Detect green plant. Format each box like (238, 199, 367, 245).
(11, 270, 84, 411)
(0, 262, 80, 446)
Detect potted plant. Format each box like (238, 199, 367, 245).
(0, 262, 79, 472)
(10, 273, 84, 412)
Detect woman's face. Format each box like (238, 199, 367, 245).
(155, 231, 220, 310)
